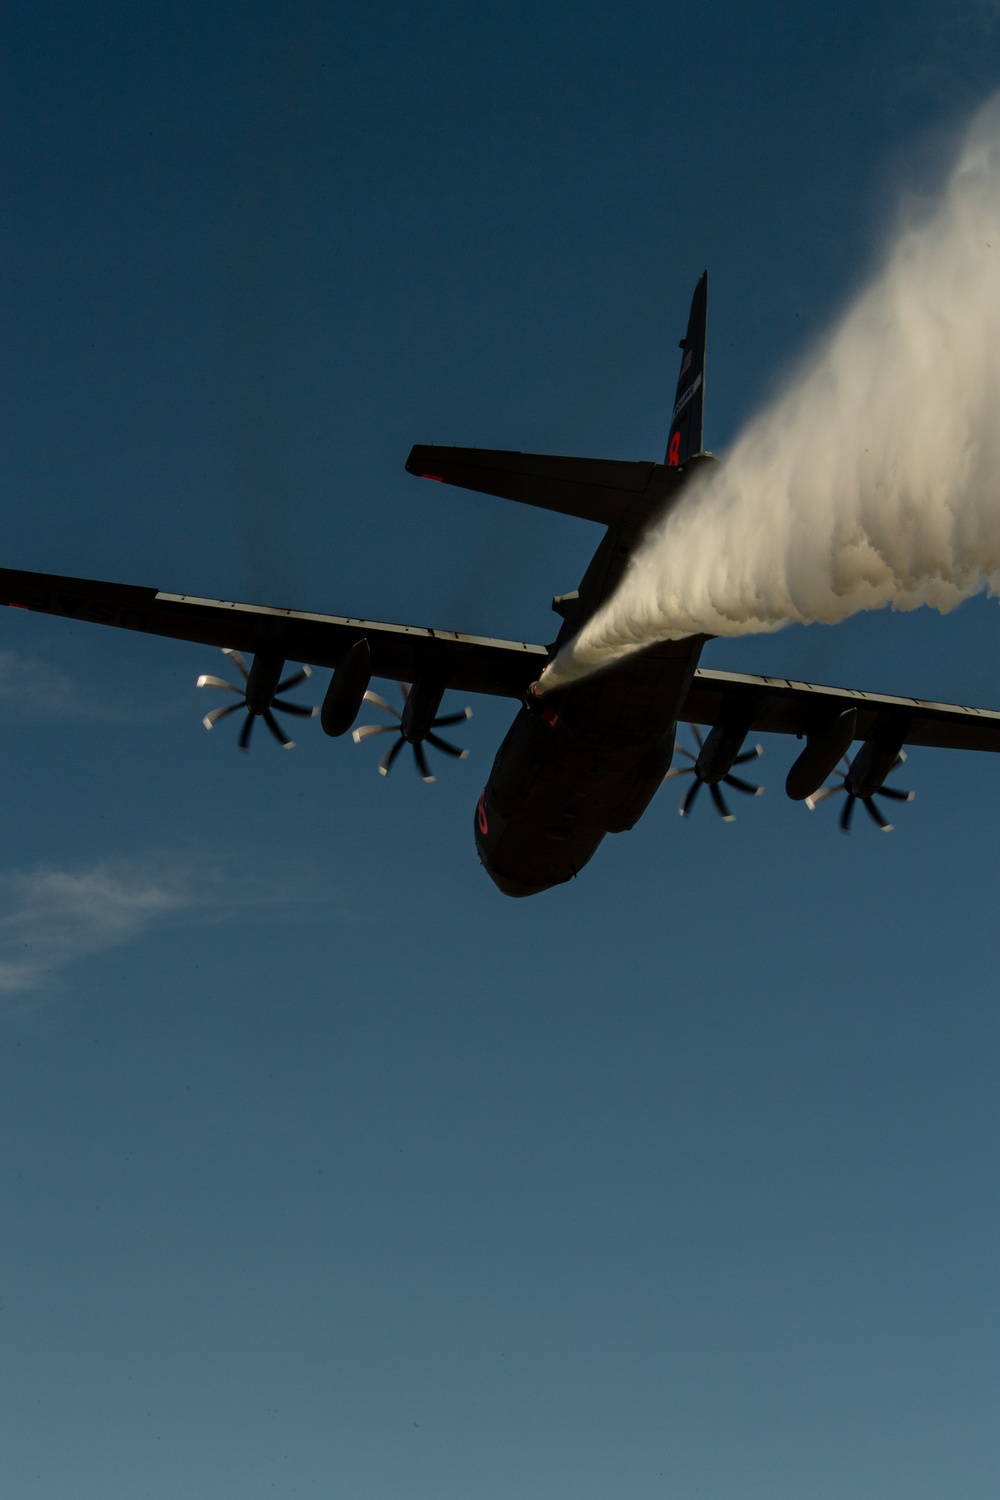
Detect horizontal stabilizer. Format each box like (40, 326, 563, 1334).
(406, 445, 679, 526)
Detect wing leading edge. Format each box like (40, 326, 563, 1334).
(2, 563, 1000, 752)
(0, 566, 546, 699)
(681, 667, 1000, 754)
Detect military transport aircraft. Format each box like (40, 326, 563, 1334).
(3, 272, 1000, 896)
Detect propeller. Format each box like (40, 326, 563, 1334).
(197, 648, 318, 751)
(805, 754, 914, 832)
(352, 683, 472, 782)
(663, 724, 764, 821)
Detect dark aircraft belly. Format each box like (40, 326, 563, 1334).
(474, 637, 705, 896)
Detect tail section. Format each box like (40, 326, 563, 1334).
(666, 271, 708, 467)
(407, 272, 710, 526)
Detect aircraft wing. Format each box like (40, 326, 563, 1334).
(4, 564, 1000, 750)
(0, 567, 548, 699)
(682, 667, 1000, 753)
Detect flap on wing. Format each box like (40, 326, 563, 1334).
(681, 667, 1000, 753)
(406, 445, 679, 526)
(0, 567, 547, 699)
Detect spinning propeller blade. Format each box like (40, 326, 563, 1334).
(426, 731, 468, 759)
(669, 727, 763, 821)
(808, 755, 913, 833)
(354, 682, 472, 781)
(263, 709, 294, 749)
(379, 736, 407, 777)
(277, 666, 311, 694)
(679, 778, 703, 817)
(223, 649, 249, 679)
(709, 784, 735, 822)
(197, 649, 316, 751)
(203, 702, 243, 729)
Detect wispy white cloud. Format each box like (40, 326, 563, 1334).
(0, 649, 92, 717)
(0, 648, 203, 722)
(0, 852, 340, 997)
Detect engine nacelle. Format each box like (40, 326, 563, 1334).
(845, 720, 909, 798)
(321, 639, 372, 737)
(244, 654, 285, 715)
(785, 707, 857, 801)
(401, 676, 447, 742)
(695, 720, 749, 785)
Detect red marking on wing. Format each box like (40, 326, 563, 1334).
(7, 603, 28, 610)
(421, 473, 445, 482)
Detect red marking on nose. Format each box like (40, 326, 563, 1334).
(477, 793, 489, 835)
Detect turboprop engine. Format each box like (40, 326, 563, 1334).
(665, 720, 764, 820)
(805, 717, 914, 831)
(352, 675, 472, 782)
(197, 649, 317, 751)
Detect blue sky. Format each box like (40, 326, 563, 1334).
(1, 3, 998, 1496)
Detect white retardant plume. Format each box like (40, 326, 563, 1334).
(535, 97, 1000, 695)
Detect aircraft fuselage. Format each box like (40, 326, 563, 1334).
(473, 462, 711, 896)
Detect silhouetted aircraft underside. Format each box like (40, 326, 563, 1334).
(4, 273, 999, 894)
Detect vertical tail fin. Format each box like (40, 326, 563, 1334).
(665, 270, 708, 467)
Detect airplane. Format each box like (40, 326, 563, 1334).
(3, 271, 1000, 897)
